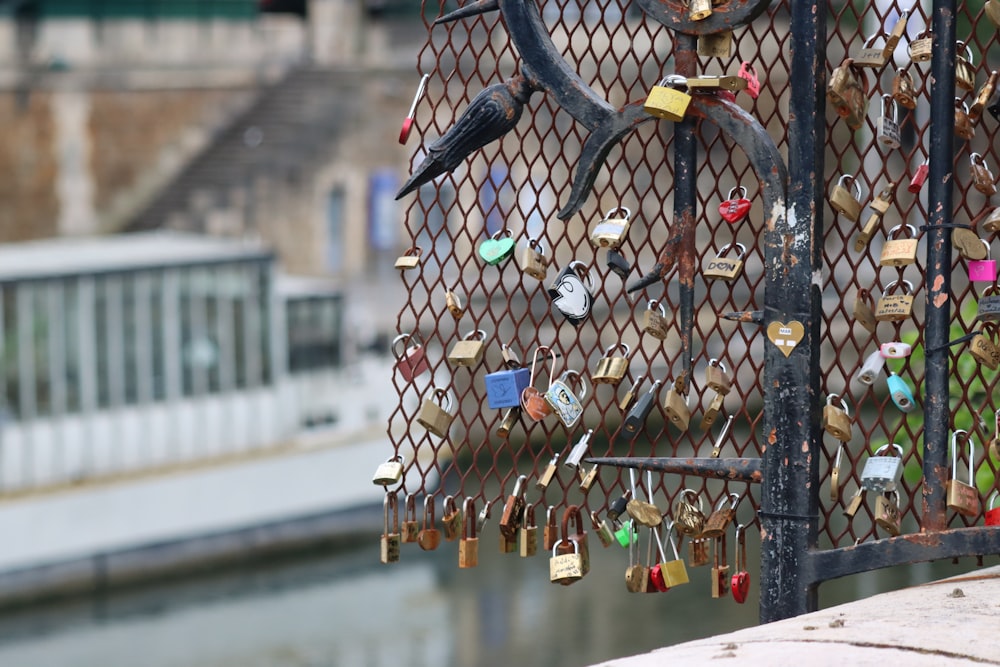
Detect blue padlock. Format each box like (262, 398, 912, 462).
(886, 372, 916, 412)
(485, 362, 531, 409)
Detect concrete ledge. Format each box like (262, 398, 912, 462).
(595, 565, 1000, 666)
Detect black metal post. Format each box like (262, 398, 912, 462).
(921, 0, 957, 532)
(674, 34, 698, 397)
(757, 0, 825, 623)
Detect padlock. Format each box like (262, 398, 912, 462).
(663, 382, 691, 433)
(688, 0, 711, 20)
(827, 58, 869, 130)
(394, 246, 422, 270)
(955, 41, 976, 92)
(853, 31, 889, 69)
(731, 523, 751, 604)
(830, 442, 843, 502)
(978, 286, 1000, 322)
(861, 443, 905, 492)
(615, 518, 638, 548)
(641, 299, 669, 340)
(985, 492, 1000, 526)
(442, 495, 462, 541)
(520, 502, 538, 557)
(891, 66, 917, 110)
(520, 237, 549, 281)
(702, 492, 740, 538)
(398, 73, 428, 144)
(719, 185, 751, 224)
(688, 535, 711, 568)
(606, 247, 631, 279)
(697, 30, 732, 58)
(874, 491, 902, 536)
(907, 29, 932, 63)
(499, 528, 517, 554)
(884, 10, 908, 56)
(853, 288, 878, 334)
(843, 488, 864, 518)
(478, 228, 516, 265)
(822, 394, 853, 442)
(560, 505, 590, 577)
(947, 430, 981, 517)
(563, 429, 593, 470)
(876, 94, 901, 149)
(544, 370, 588, 428)
(704, 357, 732, 396)
(737, 61, 761, 99)
(578, 463, 600, 493)
(830, 174, 864, 222)
(401, 493, 420, 543)
(643, 75, 691, 122)
(499, 474, 528, 539)
(548, 261, 595, 327)
(709, 413, 734, 458)
(855, 349, 886, 385)
(673, 488, 705, 537)
(416, 387, 456, 437)
(536, 452, 560, 491)
(908, 159, 929, 193)
(703, 242, 747, 282)
(879, 341, 912, 359)
(988, 0, 1000, 27)
(607, 491, 632, 524)
(372, 454, 405, 487)
(622, 379, 661, 438)
(687, 76, 749, 93)
(970, 71, 999, 123)
(417, 495, 442, 551)
(485, 345, 531, 409)
(458, 498, 479, 568)
(591, 511, 615, 549)
(444, 286, 464, 321)
(969, 241, 996, 284)
(969, 324, 1000, 371)
(447, 329, 488, 367)
(624, 525, 650, 593)
(589, 206, 632, 249)
(625, 469, 662, 528)
(982, 208, 1000, 234)
(879, 224, 918, 267)
(521, 346, 556, 422)
(887, 371, 917, 412)
(618, 373, 645, 412)
(955, 98, 975, 141)
(380, 491, 401, 564)
(874, 279, 914, 322)
(970, 153, 997, 196)
(659, 520, 690, 587)
(591, 343, 631, 385)
(542, 505, 558, 551)
(700, 392, 726, 431)
(955, 227, 987, 261)
(989, 83, 1000, 122)
(855, 182, 895, 252)
(711, 533, 730, 599)
(476, 499, 492, 535)
(391, 331, 429, 382)
(496, 408, 520, 438)
(647, 526, 671, 592)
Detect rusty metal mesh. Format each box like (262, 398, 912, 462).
(387, 0, 1000, 557)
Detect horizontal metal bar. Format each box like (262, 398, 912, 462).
(584, 456, 762, 483)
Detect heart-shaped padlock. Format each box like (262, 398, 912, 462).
(478, 228, 516, 265)
(719, 186, 751, 223)
(986, 491, 1000, 526)
(738, 61, 760, 99)
(731, 523, 750, 603)
(731, 571, 751, 603)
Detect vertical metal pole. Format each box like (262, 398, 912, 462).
(674, 35, 697, 396)
(922, 0, 956, 531)
(758, 0, 824, 622)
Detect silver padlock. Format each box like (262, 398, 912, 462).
(861, 443, 905, 492)
(877, 94, 901, 149)
(855, 349, 886, 385)
(564, 429, 593, 469)
(372, 455, 405, 487)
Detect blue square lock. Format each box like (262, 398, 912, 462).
(484, 366, 530, 409)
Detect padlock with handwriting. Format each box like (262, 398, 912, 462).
(877, 94, 901, 149)
(644, 75, 691, 122)
(874, 279, 914, 322)
(879, 224, 918, 267)
(854, 31, 889, 69)
(589, 206, 632, 249)
(968, 324, 1000, 371)
(977, 286, 1000, 322)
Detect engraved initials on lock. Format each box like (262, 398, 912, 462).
(854, 31, 889, 69)
(877, 94, 901, 149)
(874, 279, 914, 322)
(879, 224, 918, 267)
(641, 299, 669, 340)
(968, 324, 1000, 371)
(644, 75, 691, 122)
(703, 242, 746, 282)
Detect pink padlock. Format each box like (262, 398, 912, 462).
(986, 491, 1000, 526)
(969, 240, 996, 283)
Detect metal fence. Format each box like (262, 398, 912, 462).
(386, 0, 1000, 621)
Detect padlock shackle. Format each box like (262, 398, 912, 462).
(404, 492, 417, 521)
(525, 501, 538, 527)
(557, 369, 588, 400)
(529, 345, 557, 387)
(560, 504, 585, 542)
(735, 523, 747, 570)
(713, 413, 735, 447)
(391, 330, 423, 360)
(511, 473, 528, 498)
(603, 342, 631, 358)
(384, 491, 399, 533)
(957, 39, 974, 64)
(404, 73, 430, 119)
(527, 237, 546, 254)
(837, 173, 863, 199)
(882, 278, 914, 297)
(664, 520, 682, 560)
(826, 393, 850, 415)
(489, 227, 513, 241)
(708, 358, 727, 373)
(880, 92, 896, 119)
(602, 206, 631, 221)
(566, 260, 596, 290)
(645, 298, 667, 317)
(423, 494, 436, 524)
(950, 429, 975, 485)
(726, 185, 748, 201)
(989, 490, 999, 511)
(462, 328, 488, 342)
(716, 242, 747, 259)
(886, 223, 916, 240)
(463, 497, 477, 539)
(431, 386, 454, 411)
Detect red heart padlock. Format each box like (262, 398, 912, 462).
(648, 564, 670, 592)
(731, 523, 750, 603)
(719, 186, 751, 223)
(986, 491, 1000, 526)
(731, 571, 751, 603)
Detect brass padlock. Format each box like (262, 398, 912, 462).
(496, 407, 520, 438)
(416, 387, 456, 437)
(447, 329, 488, 367)
(885, 10, 908, 56)
(663, 383, 691, 432)
(641, 299, 669, 340)
(499, 474, 528, 539)
(520, 237, 549, 280)
(372, 454, 405, 487)
(830, 443, 843, 502)
(983, 208, 1000, 234)
(700, 392, 725, 431)
(624, 524, 649, 593)
(442, 495, 462, 541)
(394, 245, 422, 270)
(830, 173, 864, 222)
(955, 98, 975, 141)
(843, 488, 864, 519)
(659, 521, 690, 587)
(970, 70, 999, 123)
(702, 492, 740, 538)
(891, 66, 917, 110)
(520, 502, 538, 557)
(703, 242, 747, 282)
(644, 75, 691, 122)
(853, 287, 877, 334)
(988, 0, 1000, 27)
(688, 0, 712, 21)
(458, 498, 479, 568)
(874, 279, 914, 322)
(853, 31, 889, 69)
(879, 223, 918, 267)
(381, 491, 401, 564)
(854, 182, 895, 252)
(542, 505, 558, 551)
(688, 536, 711, 567)
(673, 488, 705, 537)
(956, 41, 976, 92)
(969, 324, 1000, 371)
(971, 153, 997, 196)
(876, 94, 901, 149)
(822, 393, 853, 442)
(874, 491, 901, 536)
(591, 342, 631, 385)
(827, 58, 869, 130)
(704, 358, 732, 395)
(444, 286, 465, 320)
(948, 430, 981, 517)
(417, 495, 442, 551)
(589, 206, 632, 249)
(697, 30, 732, 58)
(591, 511, 615, 549)
(907, 29, 932, 63)
(711, 534, 730, 599)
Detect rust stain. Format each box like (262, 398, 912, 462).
(768, 428, 777, 445)
(933, 292, 948, 308)
(932, 274, 944, 292)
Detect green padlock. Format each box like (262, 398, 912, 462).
(478, 228, 516, 265)
(614, 519, 637, 548)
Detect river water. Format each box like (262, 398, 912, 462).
(0, 532, 975, 667)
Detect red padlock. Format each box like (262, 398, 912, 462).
(648, 524, 670, 592)
(399, 74, 429, 145)
(520, 346, 556, 421)
(719, 186, 752, 224)
(738, 62, 760, 99)
(908, 159, 929, 193)
(392, 331, 429, 382)
(731, 523, 751, 604)
(986, 491, 1000, 526)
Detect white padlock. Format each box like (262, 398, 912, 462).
(855, 350, 886, 385)
(879, 341, 912, 358)
(563, 429, 593, 469)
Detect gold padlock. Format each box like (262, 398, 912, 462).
(673, 489, 705, 537)
(589, 206, 632, 249)
(874, 491, 901, 536)
(394, 245, 422, 270)
(701, 492, 740, 538)
(970, 71, 999, 123)
(955, 98, 975, 141)
(644, 75, 691, 122)
(987, 0, 1000, 28)
(520, 237, 549, 280)
(971, 153, 997, 196)
(827, 58, 869, 130)
(947, 430, 981, 517)
(956, 41, 976, 92)
(445, 286, 464, 320)
(641, 299, 669, 340)
(710, 534, 730, 599)
(855, 182, 895, 252)
(705, 358, 732, 395)
(830, 443, 843, 502)
(907, 29, 933, 63)
(659, 521, 690, 587)
(830, 174, 864, 222)
(853, 31, 889, 69)
(853, 288, 877, 334)
(697, 30, 732, 58)
(874, 279, 914, 322)
(885, 10, 908, 56)
(416, 387, 456, 437)
(663, 381, 690, 432)
(591, 342, 631, 385)
(372, 454, 406, 487)
(879, 223, 918, 267)
(703, 242, 746, 282)
(381, 491, 401, 564)
(891, 66, 917, 110)
(982, 207, 1000, 234)
(447, 329, 488, 367)
(688, 0, 712, 21)
(700, 392, 725, 431)
(969, 324, 1000, 371)
(822, 393, 853, 442)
